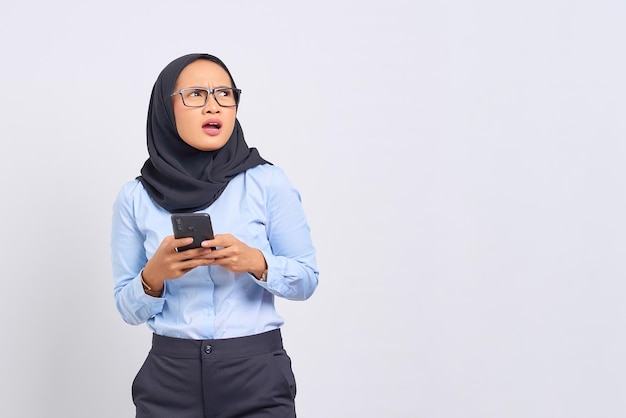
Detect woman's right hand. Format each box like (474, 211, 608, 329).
(141, 235, 215, 293)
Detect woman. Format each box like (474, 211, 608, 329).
(111, 53, 318, 417)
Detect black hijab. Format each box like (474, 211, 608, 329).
(138, 53, 269, 213)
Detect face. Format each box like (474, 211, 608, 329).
(172, 59, 237, 152)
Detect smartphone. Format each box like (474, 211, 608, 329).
(171, 213, 215, 252)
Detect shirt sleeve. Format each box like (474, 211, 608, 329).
(111, 183, 165, 325)
(255, 168, 319, 301)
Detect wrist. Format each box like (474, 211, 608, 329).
(141, 270, 163, 297)
(253, 268, 268, 282)
(251, 250, 268, 282)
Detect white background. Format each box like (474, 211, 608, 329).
(1, 1, 625, 417)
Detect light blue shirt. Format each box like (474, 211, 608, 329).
(111, 164, 318, 340)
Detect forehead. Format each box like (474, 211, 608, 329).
(175, 59, 232, 89)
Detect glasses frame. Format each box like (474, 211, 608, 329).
(170, 87, 242, 108)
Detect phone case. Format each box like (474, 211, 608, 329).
(171, 213, 215, 251)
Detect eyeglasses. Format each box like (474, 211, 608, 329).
(170, 87, 242, 108)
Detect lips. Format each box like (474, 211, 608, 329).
(202, 119, 222, 136)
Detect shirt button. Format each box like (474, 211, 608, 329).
(205, 345, 213, 354)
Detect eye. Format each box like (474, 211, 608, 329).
(185, 89, 207, 98)
(216, 88, 232, 97)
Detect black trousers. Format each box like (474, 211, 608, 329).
(132, 329, 297, 418)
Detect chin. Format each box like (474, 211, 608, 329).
(201, 139, 229, 152)
(182, 135, 227, 151)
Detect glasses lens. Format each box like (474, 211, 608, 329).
(213, 88, 239, 107)
(182, 89, 208, 107)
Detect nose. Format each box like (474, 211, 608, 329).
(204, 93, 220, 113)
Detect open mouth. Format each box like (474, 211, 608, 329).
(202, 120, 222, 129)
(202, 119, 222, 136)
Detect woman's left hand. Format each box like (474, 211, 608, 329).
(201, 234, 267, 279)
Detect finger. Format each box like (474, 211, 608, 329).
(200, 238, 218, 249)
(204, 234, 237, 248)
(172, 237, 194, 249)
(178, 247, 214, 260)
(204, 246, 231, 260)
(177, 257, 215, 271)
(201, 233, 232, 248)
(209, 257, 247, 274)
(178, 251, 215, 262)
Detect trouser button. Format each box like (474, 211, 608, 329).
(205, 345, 213, 354)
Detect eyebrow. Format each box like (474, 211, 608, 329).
(183, 85, 233, 90)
